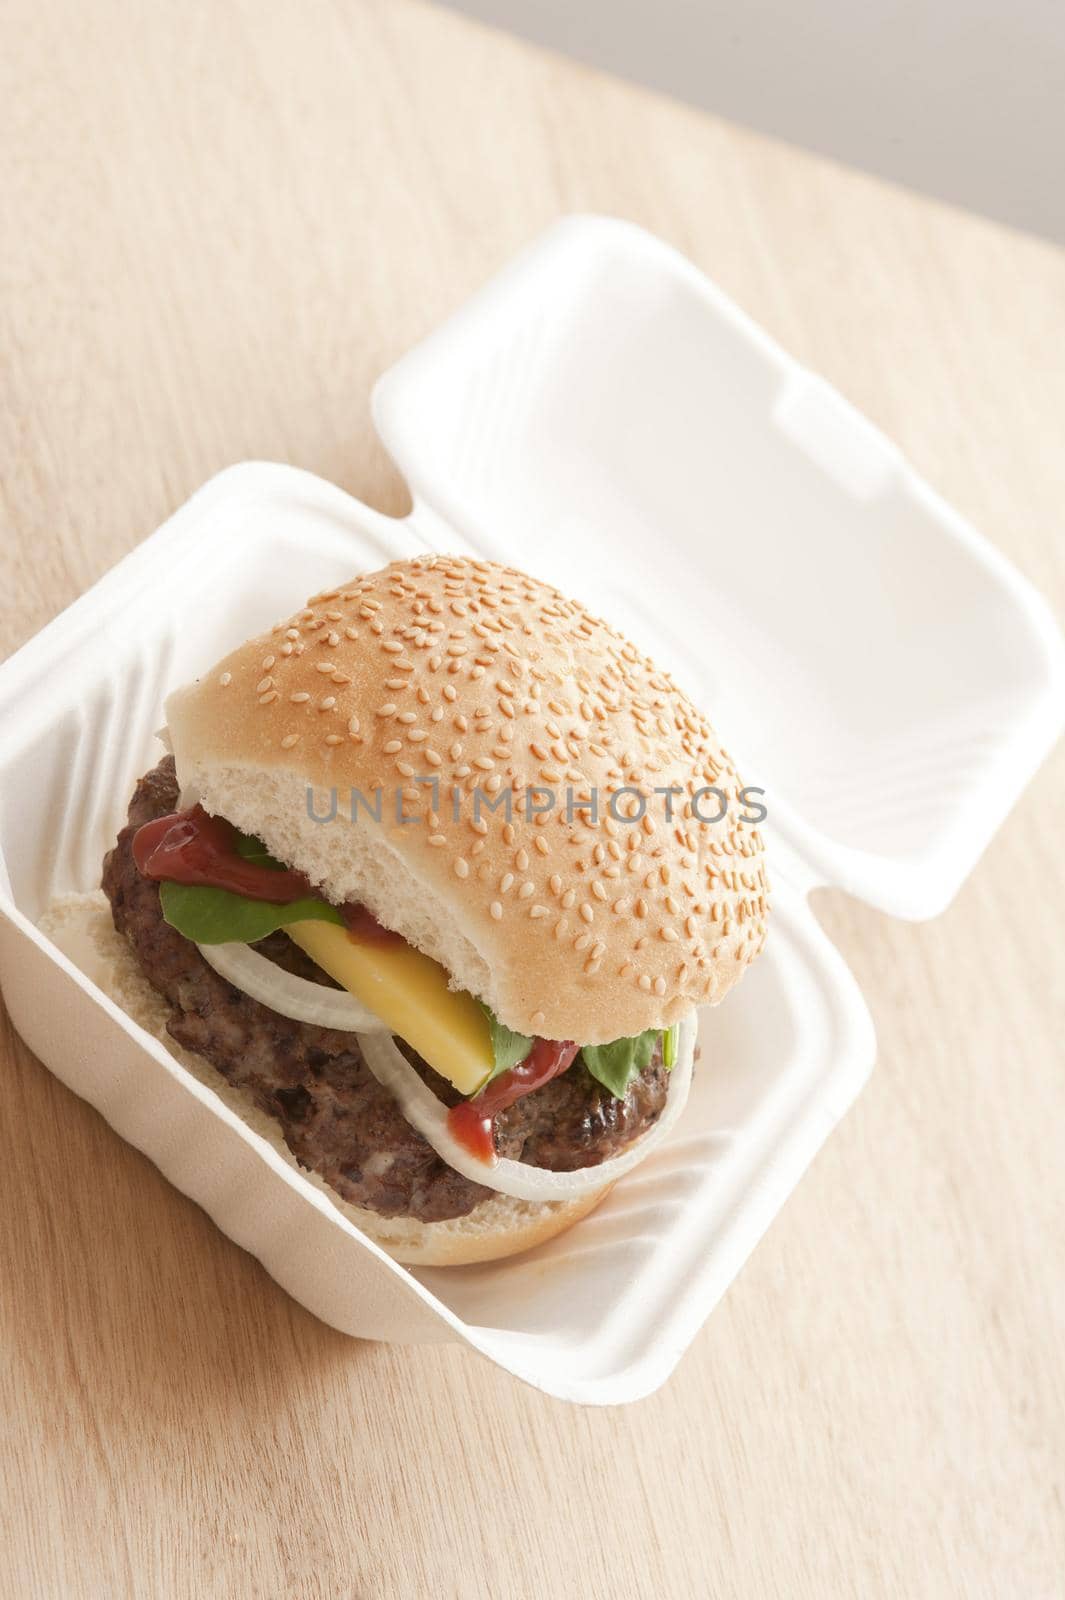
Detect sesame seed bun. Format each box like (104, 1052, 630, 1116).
(165, 556, 769, 1043)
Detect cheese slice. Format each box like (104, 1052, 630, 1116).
(286, 920, 494, 1096)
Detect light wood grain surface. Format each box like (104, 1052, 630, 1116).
(2, 2, 1063, 1596)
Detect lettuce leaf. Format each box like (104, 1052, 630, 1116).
(159, 880, 343, 944)
(159, 826, 342, 944)
(232, 831, 285, 868)
(477, 1002, 534, 1085)
(580, 1029, 660, 1097)
(581, 1025, 677, 1098)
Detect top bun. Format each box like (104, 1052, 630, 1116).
(166, 556, 769, 1043)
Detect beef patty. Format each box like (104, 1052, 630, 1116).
(101, 758, 670, 1222)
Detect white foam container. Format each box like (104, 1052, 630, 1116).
(1, 217, 1061, 1404)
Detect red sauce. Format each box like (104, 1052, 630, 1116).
(132, 806, 393, 940)
(340, 902, 403, 944)
(448, 1038, 580, 1163)
(133, 806, 317, 901)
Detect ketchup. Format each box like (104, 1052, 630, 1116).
(340, 902, 403, 944)
(448, 1038, 580, 1163)
(133, 806, 316, 901)
(132, 805, 393, 940)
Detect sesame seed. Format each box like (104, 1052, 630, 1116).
(454, 858, 469, 878)
(490, 901, 503, 920)
(290, 692, 310, 704)
(256, 676, 273, 694)
(280, 733, 300, 749)
(383, 739, 403, 753)
(324, 733, 343, 746)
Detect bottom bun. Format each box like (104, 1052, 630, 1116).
(354, 1183, 612, 1266)
(39, 893, 612, 1267)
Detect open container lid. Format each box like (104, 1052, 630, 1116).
(375, 216, 1065, 918)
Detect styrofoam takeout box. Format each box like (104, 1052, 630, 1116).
(1, 218, 1062, 1404)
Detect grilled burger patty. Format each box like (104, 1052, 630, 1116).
(101, 759, 670, 1222)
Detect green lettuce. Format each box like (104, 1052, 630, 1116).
(159, 827, 342, 944)
(159, 881, 342, 944)
(580, 1024, 679, 1098)
(469, 1014, 683, 1099)
(477, 1002, 534, 1084)
(580, 1029, 660, 1097)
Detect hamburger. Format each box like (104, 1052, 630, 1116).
(75, 556, 768, 1265)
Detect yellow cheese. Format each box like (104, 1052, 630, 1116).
(286, 920, 494, 1096)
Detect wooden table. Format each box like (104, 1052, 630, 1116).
(2, 3, 1063, 1594)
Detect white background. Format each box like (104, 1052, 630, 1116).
(440, 0, 1065, 242)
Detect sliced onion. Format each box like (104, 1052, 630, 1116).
(197, 938, 388, 1032)
(357, 1013, 697, 1202)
